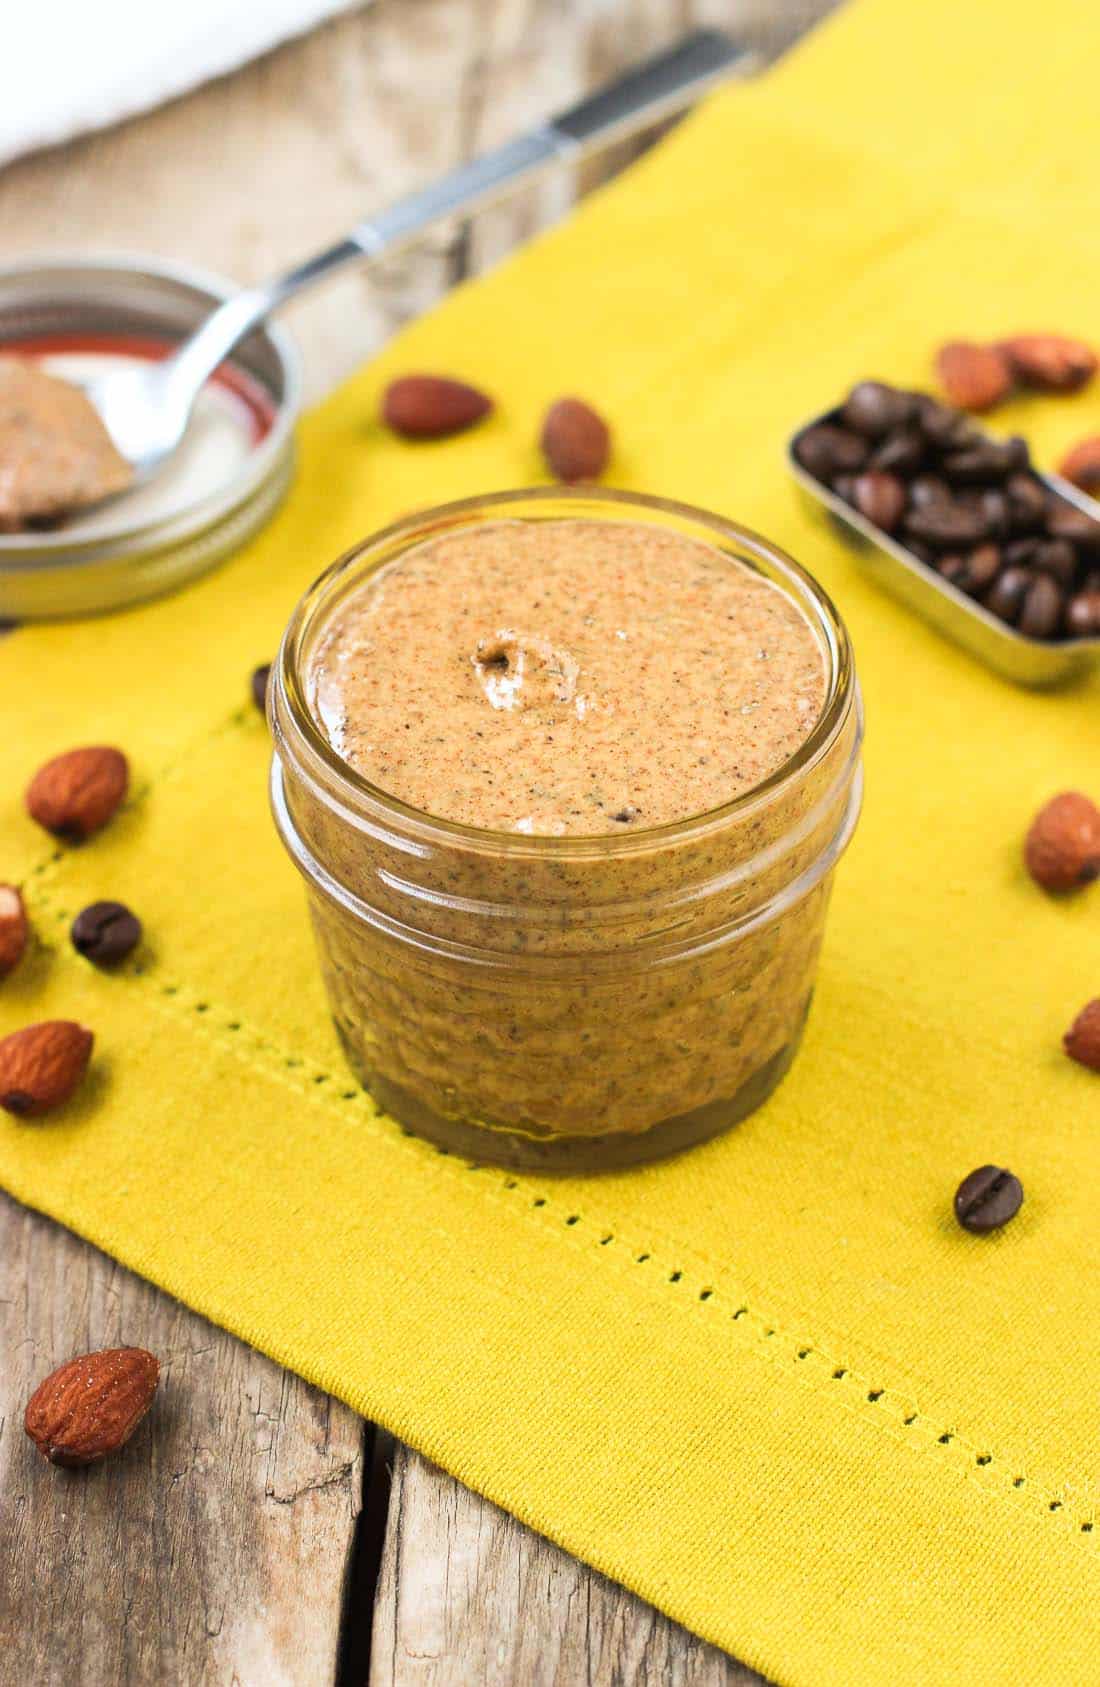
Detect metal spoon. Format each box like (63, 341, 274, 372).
(79, 31, 750, 500)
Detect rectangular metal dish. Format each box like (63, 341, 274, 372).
(788, 408, 1100, 688)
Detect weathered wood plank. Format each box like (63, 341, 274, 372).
(370, 1443, 767, 1686)
(0, 1190, 364, 1685)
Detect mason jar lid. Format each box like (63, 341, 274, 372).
(0, 254, 300, 619)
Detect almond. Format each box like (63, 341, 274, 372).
(1024, 791, 1100, 892)
(0, 884, 28, 978)
(26, 745, 128, 842)
(0, 1020, 93, 1116)
(1057, 435, 1100, 494)
(381, 375, 493, 439)
(541, 397, 611, 482)
(1064, 999, 1100, 1072)
(24, 1347, 159, 1467)
(935, 342, 1013, 412)
(1000, 334, 1097, 393)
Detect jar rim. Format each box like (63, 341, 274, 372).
(272, 486, 856, 858)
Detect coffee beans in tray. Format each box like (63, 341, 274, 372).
(788, 381, 1100, 686)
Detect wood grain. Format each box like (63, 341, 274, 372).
(0, 1190, 364, 1685)
(0, 2, 837, 1682)
(371, 1443, 767, 1686)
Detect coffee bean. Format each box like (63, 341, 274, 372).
(975, 488, 1010, 537)
(832, 474, 857, 504)
(914, 395, 974, 450)
(70, 901, 142, 967)
(870, 426, 925, 474)
(905, 501, 989, 547)
(841, 381, 913, 437)
(936, 554, 969, 586)
(1031, 538, 1078, 588)
(960, 543, 1002, 593)
(852, 470, 906, 532)
(251, 663, 271, 713)
(906, 538, 936, 566)
(795, 423, 869, 482)
(1065, 589, 1100, 637)
(1018, 573, 1064, 638)
(1005, 472, 1048, 531)
(954, 1165, 1023, 1233)
(1047, 501, 1100, 549)
(942, 436, 1028, 483)
(1004, 537, 1040, 569)
(983, 565, 1034, 624)
(909, 474, 950, 510)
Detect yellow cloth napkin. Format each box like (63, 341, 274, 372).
(3, 0, 1100, 1678)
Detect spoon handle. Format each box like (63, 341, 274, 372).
(164, 30, 752, 405)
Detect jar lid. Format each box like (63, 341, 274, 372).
(0, 254, 300, 619)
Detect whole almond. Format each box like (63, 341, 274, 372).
(541, 397, 611, 482)
(25, 1347, 159, 1467)
(936, 342, 1013, 412)
(1000, 334, 1097, 393)
(381, 375, 493, 439)
(1064, 999, 1100, 1072)
(0, 884, 29, 978)
(1057, 436, 1100, 494)
(1024, 791, 1100, 892)
(0, 1020, 93, 1116)
(26, 746, 128, 842)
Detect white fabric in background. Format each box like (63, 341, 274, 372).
(0, 0, 366, 168)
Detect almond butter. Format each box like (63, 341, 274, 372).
(381, 375, 493, 439)
(0, 1020, 93, 1116)
(935, 342, 1013, 412)
(1000, 334, 1097, 393)
(0, 884, 28, 978)
(25, 745, 128, 842)
(24, 1347, 159, 1467)
(1057, 435, 1100, 494)
(541, 397, 611, 482)
(1024, 791, 1100, 892)
(1064, 999, 1100, 1072)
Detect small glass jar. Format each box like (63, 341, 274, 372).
(270, 489, 863, 1171)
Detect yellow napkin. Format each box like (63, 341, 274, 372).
(3, 0, 1100, 1678)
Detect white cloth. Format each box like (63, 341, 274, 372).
(0, 0, 365, 169)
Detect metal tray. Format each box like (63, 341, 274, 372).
(787, 409, 1100, 687)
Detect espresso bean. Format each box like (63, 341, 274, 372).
(1047, 501, 1100, 549)
(71, 901, 142, 967)
(1018, 573, 1064, 638)
(1065, 589, 1100, 637)
(832, 474, 857, 504)
(251, 663, 271, 713)
(905, 502, 989, 547)
(1005, 472, 1048, 531)
(914, 395, 974, 450)
(1004, 538, 1040, 569)
(841, 381, 913, 437)
(852, 470, 906, 533)
(975, 488, 1010, 537)
(905, 538, 937, 566)
(795, 423, 869, 482)
(983, 565, 1034, 624)
(936, 554, 969, 586)
(870, 426, 925, 474)
(960, 543, 1002, 593)
(942, 436, 1028, 482)
(1031, 538, 1078, 588)
(954, 1165, 1023, 1234)
(909, 474, 950, 510)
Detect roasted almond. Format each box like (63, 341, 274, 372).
(1064, 999, 1100, 1072)
(381, 375, 493, 439)
(935, 342, 1013, 412)
(541, 397, 612, 482)
(26, 745, 128, 842)
(1057, 435, 1100, 494)
(25, 1347, 159, 1467)
(0, 1020, 94, 1116)
(1024, 791, 1100, 892)
(1000, 334, 1097, 393)
(0, 884, 29, 978)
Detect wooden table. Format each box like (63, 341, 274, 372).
(0, 4, 836, 1679)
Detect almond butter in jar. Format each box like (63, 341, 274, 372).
(270, 488, 863, 1170)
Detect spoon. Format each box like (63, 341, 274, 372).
(77, 31, 750, 498)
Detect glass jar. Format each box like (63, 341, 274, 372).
(270, 489, 863, 1171)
